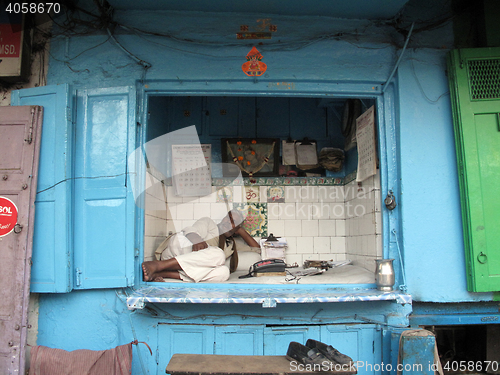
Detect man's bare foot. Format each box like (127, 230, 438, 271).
(142, 261, 160, 281)
(153, 276, 164, 282)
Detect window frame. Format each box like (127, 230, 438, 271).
(134, 78, 402, 296)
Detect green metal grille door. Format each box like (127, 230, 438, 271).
(448, 47, 500, 292)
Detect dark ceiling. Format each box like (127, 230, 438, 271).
(106, 0, 410, 20)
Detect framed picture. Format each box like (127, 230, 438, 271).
(222, 138, 280, 177)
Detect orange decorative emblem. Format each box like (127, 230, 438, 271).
(242, 47, 267, 77)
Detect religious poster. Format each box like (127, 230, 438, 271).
(242, 47, 267, 77)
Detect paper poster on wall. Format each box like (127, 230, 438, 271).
(242, 46, 267, 77)
(356, 105, 377, 182)
(282, 140, 296, 165)
(172, 144, 212, 196)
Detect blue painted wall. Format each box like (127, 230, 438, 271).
(44, 6, 490, 302)
(31, 2, 498, 373)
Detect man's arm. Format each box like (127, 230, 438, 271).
(185, 232, 208, 251)
(235, 227, 260, 248)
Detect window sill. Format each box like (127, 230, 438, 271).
(125, 284, 411, 309)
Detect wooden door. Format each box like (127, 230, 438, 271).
(0, 106, 43, 375)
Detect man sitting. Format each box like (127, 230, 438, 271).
(142, 209, 259, 282)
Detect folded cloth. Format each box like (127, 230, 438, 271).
(29, 342, 133, 375)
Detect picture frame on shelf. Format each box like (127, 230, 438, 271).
(222, 138, 280, 177)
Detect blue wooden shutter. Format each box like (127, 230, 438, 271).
(11, 84, 73, 293)
(73, 87, 136, 289)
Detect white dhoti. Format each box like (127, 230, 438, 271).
(157, 229, 230, 283)
(176, 247, 229, 283)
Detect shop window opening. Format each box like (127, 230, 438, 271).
(141, 95, 382, 286)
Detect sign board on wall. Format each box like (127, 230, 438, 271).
(0, 196, 18, 237)
(0, 13, 29, 82)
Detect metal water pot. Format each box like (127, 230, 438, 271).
(375, 259, 395, 291)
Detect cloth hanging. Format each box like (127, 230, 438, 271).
(28, 341, 146, 375)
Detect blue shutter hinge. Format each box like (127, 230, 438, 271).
(134, 248, 140, 257)
(76, 268, 82, 287)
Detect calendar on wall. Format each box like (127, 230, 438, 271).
(356, 105, 377, 182)
(172, 144, 212, 196)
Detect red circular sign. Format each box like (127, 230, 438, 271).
(0, 197, 18, 237)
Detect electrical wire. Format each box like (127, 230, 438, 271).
(409, 53, 450, 103)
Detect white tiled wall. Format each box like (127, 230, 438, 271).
(144, 172, 383, 269)
(344, 171, 383, 271)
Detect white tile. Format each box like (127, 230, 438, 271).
(365, 234, 376, 257)
(166, 220, 177, 235)
(318, 220, 336, 236)
(365, 215, 376, 235)
(198, 187, 217, 203)
(336, 220, 346, 236)
(314, 237, 331, 254)
(350, 219, 359, 236)
(329, 203, 345, 219)
(302, 220, 319, 237)
(193, 203, 211, 220)
(182, 195, 199, 203)
(259, 186, 268, 203)
(169, 220, 184, 232)
(232, 186, 244, 204)
(345, 236, 354, 254)
(181, 220, 196, 229)
(165, 203, 175, 220)
(311, 202, 329, 220)
(155, 218, 167, 237)
(143, 236, 157, 259)
(318, 186, 344, 203)
(268, 220, 285, 236)
(296, 236, 314, 253)
(285, 237, 297, 254)
(376, 234, 383, 257)
(144, 218, 154, 236)
(330, 237, 346, 253)
(374, 190, 382, 212)
(344, 182, 357, 202)
(267, 203, 281, 220)
(295, 203, 311, 220)
(284, 220, 302, 237)
(375, 212, 382, 235)
(285, 186, 300, 202)
(166, 186, 183, 203)
(374, 171, 381, 189)
(175, 203, 194, 220)
(210, 203, 229, 221)
(280, 203, 296, 220)
(299, 186, 318, 202)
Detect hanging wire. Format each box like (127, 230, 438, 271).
(117, 289, 149, 375)
(382, 22, 414, 93)
(409, 51, 450, 103)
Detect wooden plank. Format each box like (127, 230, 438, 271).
(166, 354, 357, 375)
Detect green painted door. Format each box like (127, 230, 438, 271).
(448, 47, 500, 292)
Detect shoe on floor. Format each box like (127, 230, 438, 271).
(286, 341, 330, 366)
(305, 339, 353, 365)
